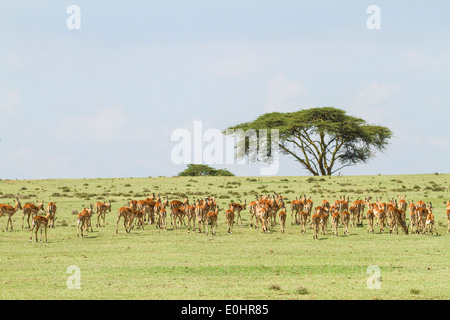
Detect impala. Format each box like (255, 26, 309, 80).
(447, 209, 450, 234)
(140, 198, 157, 225)
(320, 199, 330, 212)
(349, 205, 358, 228)
(229, 199, 246, 226)
(298, 211, 308, 234)
(335, 195, 349, 213)
(77, 205, 93, 238)
(331, 209, 340, 236)
(425, 203, 438, 236)
(133, 208, 146, 230)
(206, 206, 219, 236)
(194, 199, 208, 233)
(341, 210, 350, 236)
(206, 196, 217, 212)
(0, 199, 22, 231)
(171, 196, 189, 227)
(352, 198, 367, 226)
(415, 205, 429, 235)
(247, 198, 258, 227)
(366, 209, 375, 234)
(390, 208, 409, 235)
(386, 203, 397, 234)
(302, 194, 314, 222)
(169, 197, 187, 211)
(444, 201, 450, 233)
(225, 207, 235, 234)
(416, 200, 426, 212)
(22, 201, 45, 229)
(397, 195, 407, 213)
(319, 209, 329, 236)
(366, 201, 386, 233)
(255, 201, 270, 233)
(128, 200, 139, 210)
(311, 207, 322, 240)
(444, 201, 450, 211)
(408, 201, 417, 233)
(47, 202, 57, 228)
(30, 210, 51, 243)
(159, 206, 167, 231)
(269, 193, 285, 227)
(94, 200, 111, 228)
(172, 207, 186, 229)
(184, 204, 196, 233)
(289, 197, 300, 225)
(153, 200, 163, 227)
(278, 201, 286, 234)
(116, 206, 134, 234)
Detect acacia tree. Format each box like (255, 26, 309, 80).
(224, 107, 392, 176)
(178, 164, 234, 177)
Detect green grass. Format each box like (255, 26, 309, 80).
(0, 174, 449, 300)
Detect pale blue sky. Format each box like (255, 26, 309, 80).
(1, 1, 449, 179)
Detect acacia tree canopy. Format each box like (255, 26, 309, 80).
(178, 164, 235, 177)
(224, 107, 393, 176)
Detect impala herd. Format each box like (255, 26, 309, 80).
(0, 193, 448, 242)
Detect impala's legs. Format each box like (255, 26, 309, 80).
(29, 225, 34, 243)
(7, 216, 13, 231)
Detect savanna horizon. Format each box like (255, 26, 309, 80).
(0, 173, 449, 300)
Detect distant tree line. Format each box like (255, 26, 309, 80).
(177, 164, 234, 177)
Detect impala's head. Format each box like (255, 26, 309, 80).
(38, 201, 45, 210)
(279, 199, 286, 210)
(15, 199, 22, 210)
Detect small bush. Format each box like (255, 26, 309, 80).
(296, 286, 309, 295)
(269, 284, 281, 291)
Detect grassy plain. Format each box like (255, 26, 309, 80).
(0, 174, 449, 300)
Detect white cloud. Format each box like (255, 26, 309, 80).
(263, 75, 308, 113)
